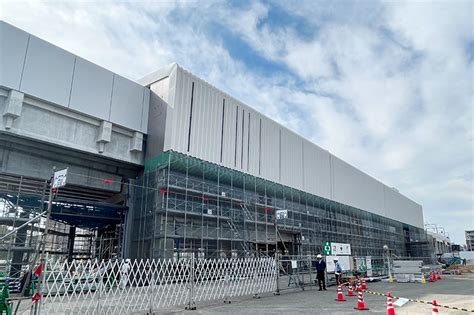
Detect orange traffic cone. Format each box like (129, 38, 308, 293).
(386, 292, 395, 315)
(432, 299, 439, 314)
(361, 277, 367, 290)
(429, 271, 435, 282)
(347, 279, 355, 296)
(436, 271, 441, 280)
(354, 289, 369, 310)
(335, 283, 346, 301)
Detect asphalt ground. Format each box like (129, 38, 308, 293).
(166, 274, 474, 314)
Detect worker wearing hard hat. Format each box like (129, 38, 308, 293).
(334, 257, 342, 284)
(315, 254, 326, 291)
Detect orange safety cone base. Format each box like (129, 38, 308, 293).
(335, 298, 347, 301)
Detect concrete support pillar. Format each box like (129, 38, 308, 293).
(3, 90, 24, 129)
(130, 131, 143, 152)
(96, 120, 112, 153)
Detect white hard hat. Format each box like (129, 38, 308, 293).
(333, 257, 339, 261)
(125, 258, 131, 263)
(317, 254, 322, 258)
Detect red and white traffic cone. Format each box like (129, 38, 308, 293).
(432, 299, 439, 314)
(335, 283, 346, 301)
(354, 289, 369, 310)
(361, 277, 367, 290)
(436, 270, 441, 280)
(356, 277, 362, 291)
(347, 279, 355, 296)
(386, 292, 395, 315)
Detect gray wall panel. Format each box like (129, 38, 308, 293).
(110, 75, 144, 131)
(69, 57, 113, 120)
(332, 156, 385, 217)
(303, 140, 331, 199)
(280, 129, 304, 190)
(141, 89, 150, 133)
(384, 186, 423, 228)
(2, 22, 148, 133)
(260, 119, 280, 182)
(0, 21, 29, 90)
(20, 36, 75, 106)
(221, 98, 238, 167)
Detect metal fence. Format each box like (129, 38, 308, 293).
(38, 256, 276, 314)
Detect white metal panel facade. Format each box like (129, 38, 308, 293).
(0, 22, 148, 133)
(260, 118, 280, 182)
(384, 186, 423, 228)
(0, 21, 29, 90)
(280, 129, 304, 190)
(141, 64, 424, 228)
(332, 156, 385, 217)
(20, 35, 76, 106)
(69, 57, 114, 120)
(302, 139, 331, 199)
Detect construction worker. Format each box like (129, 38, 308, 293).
(315, 254, 327, 291)
(120, 259, 131, 289)
(334, 257, 342, 285)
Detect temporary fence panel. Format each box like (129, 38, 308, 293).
(40, 257, 276, 314)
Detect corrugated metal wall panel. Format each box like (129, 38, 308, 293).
(280, 129, 304, 190)
(248, 110, 261, 175)
(260, 118, 280, 182)
(303, 139, 331, 199)
(189, 79, 222, 164)
(221, 97, 238, 167)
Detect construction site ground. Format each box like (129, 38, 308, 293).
(166, 273, 474, 314)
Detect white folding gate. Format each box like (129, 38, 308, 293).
(38, 256, 276, 314)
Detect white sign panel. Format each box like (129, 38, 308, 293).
(366, 256, 373, 277)
(276, 210, 288, 220)
(291, 260, 297, 269)
(332, 243, 351, 255)
(52, 168, 68, 189)
(394, 298, 409, 307)
(326, 255, 351, 272)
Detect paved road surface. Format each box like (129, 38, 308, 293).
(166, 274, 474, 314)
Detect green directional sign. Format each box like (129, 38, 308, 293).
(323, 241, 332, 255)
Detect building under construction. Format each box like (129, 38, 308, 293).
(0, 21, 432, 278)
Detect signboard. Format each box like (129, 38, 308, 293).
(332, 242, 351, 255)
(366, 256, 373, 277)
(355, 257, 366, 273)
(323, 241, 332, 255)
(52, 168, 68, 189)
(276, 210, 288, 220)
(323, 242, 351, 256)
(326, 255, 351, 272)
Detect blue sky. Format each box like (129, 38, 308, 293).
(1, 0, 472, 244)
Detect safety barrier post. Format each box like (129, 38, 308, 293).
(274, 251, 280, 295)
(308, 256, 313, 288)
(186, 253, 196, 310)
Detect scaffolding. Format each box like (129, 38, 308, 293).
(131, 151, 432, 261)
(0, 174, 124, 280)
